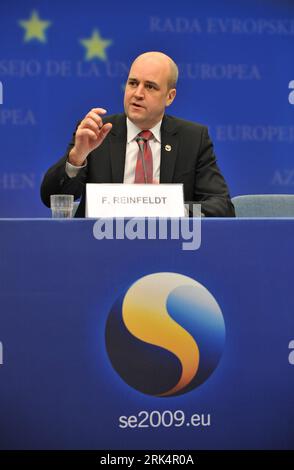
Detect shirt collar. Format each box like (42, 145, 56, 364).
(127, 117, 162, 144)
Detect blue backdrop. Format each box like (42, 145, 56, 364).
(0, 0, 293, 216)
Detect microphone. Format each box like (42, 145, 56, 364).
(135, 136, 148, 184)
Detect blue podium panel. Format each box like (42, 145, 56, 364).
(0, 219, 293, 450)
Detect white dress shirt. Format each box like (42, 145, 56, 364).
(66, 118, 162, 183)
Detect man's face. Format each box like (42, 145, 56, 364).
(124, 56, 176, 130)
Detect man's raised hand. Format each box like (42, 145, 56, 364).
(68, 108, 112, 166)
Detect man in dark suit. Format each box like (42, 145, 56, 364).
(41, 51, 235, 217)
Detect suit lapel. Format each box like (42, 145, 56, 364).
(109, 115, 127, 183)
(108, 114, 179, 183)
(160, 115, 179, 183)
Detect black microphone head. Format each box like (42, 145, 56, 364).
(135, 136, 147, 143)
(136, 136, 146, 153)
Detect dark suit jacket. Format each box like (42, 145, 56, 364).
(40, 114, 235, 217)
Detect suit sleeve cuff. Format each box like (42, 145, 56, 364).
(65, 159, 87, 178)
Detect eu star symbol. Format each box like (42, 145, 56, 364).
(80, 30, 112, 61)
(19, 10, 51, 43)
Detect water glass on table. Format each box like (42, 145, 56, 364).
(50, 195, 74, 218)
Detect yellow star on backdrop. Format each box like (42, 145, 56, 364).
(19, 10, 51, 43)
(80, 30, 112, 61)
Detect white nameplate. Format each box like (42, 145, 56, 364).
(86, 183, 185, 218)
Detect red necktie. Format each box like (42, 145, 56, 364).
(134, 130, 153, 184)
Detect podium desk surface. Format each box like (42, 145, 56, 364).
(0, 218, 293, 450)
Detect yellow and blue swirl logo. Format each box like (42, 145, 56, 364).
(105, 272, 225, 397)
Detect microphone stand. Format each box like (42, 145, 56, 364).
(136, 137, 148, 184)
